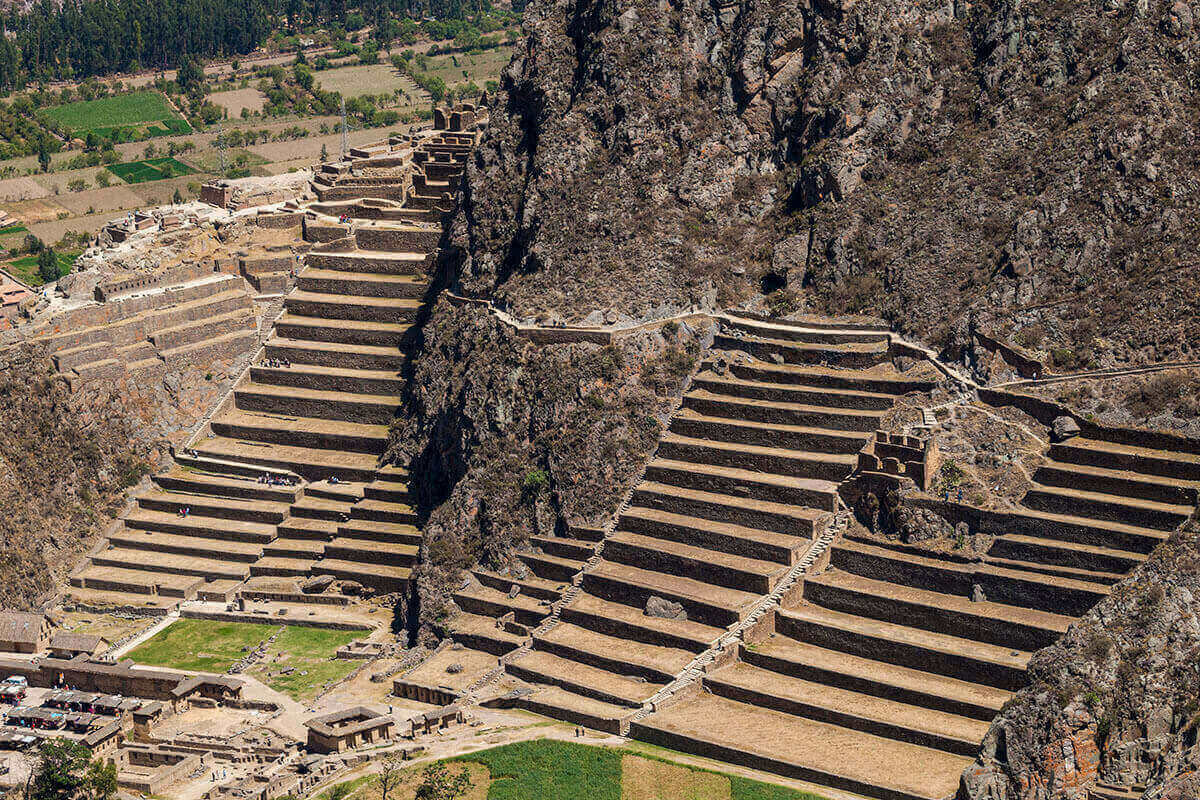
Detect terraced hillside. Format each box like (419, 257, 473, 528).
(69, 121, 483, 606)
(626, 337, 1200, 800)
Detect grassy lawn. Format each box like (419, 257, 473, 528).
(247, 625, 361, 701)
(43, 91, 191, 137)
(320, 740, 831, 800)
(127, 618, 361, 698)
(0, 223, 27, 235)
(108, 157, 197, 184)
(126, 619, 276, 672)
(6, 249, 80, 286)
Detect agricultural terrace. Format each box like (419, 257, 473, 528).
(318, 739, 829, 800)
(108, 157, 197, 184)
(126, 618, 361, 701)
(42, 91, 191, 138)
(421, 48, 511, 90)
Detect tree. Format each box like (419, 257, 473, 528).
(36, 137, 51, 173)
(37, 247, 59, 283)
(83, 759, 117, 800)
(377, 754, 404, 800)
(319, 144, 328, 162)
(413, 762, 471, 800)
(172, 188, 183, 204)
(30, 739, 90, 800)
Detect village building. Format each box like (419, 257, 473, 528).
(304, 707, 394, 753)
(0, 611, 50, 654)
(47, 632, 108, 659)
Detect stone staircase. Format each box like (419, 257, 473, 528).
(484, 314, 936, 734)
(70, 121, 483, 605)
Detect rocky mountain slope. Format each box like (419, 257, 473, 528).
(395, 0, 1200, 794)
(0, 346, 156, 608)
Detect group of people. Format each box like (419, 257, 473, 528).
(262, 357, 291, 368)
(258, 473, 298, 487)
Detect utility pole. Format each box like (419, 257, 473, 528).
(339, 96, 349, 162)
(215, 119, 229, 176)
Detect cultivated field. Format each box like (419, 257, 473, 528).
(209, 88, 268, 116)
(423, 48, 512, 89)
(318, 740, 825, 800)
(109, 156, 197, 184)
(6, 249, 79, 285)
(42, 90, 191, 138)
(315, 63, 420, 99)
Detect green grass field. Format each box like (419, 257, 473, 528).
(7, 249, 79, 286)
(0, 224, 27, 235)
(127, 618, 361, 699)
(108, 157, 197, 184)
(43, 91, 191, 137)
(320, 740, 831, 800)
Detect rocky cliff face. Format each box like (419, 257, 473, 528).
(0, 346, 157, 608)
(456, 0, 1200, 364)
(963, 521, 1200, 800)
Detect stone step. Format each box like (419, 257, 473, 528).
(350, 499, 417, 525)
(644, 458, 839, 511)
(124, 509, 276, 543)
(108, 530, 263, 562)
(364, 479, 409, 504)
(234, 381, 400, 425)
(803, 570, 1071, 653)
(606, 531, 788, 594)
(453, 584, 552, 628)
(337, 519, 422, 546)
(1049, 438, 1200, 481)
(721, 317, 891, 345)
(703, 661, 986, 756)
(284, 290, 421, 323)
(632, 693, 971, 800)
(71, 565, 202, 599)
(1033, 461, 1198, 506)
(728, 361, 933, 395)
(211, 410, 388, 455)
(690, 372, 895, 412)
(529, 535, 596, 562)
(265, 336, 406, 370)
(516, 550, 580, 583)
(504, 685, 635, 736)
(533, 621, 691, 683)
(619, 506, 807, 565)
(560, 592, 720, 653)
(829, 539, 1109, 617)
(582, 559, 760, 628)
(311, 558, 411, 592)
(263, 537, 326, 559)
(93, 547, 249, 581)
(297, 268, 427, 298)
(448, 611, 524, 656)
(775, 605, 1029, 691)
(471, 569, 566, 602)
(277, 516, 339, 540)
(290, 495, 354, 521)
(305, 248, 430, 274)
(158, 329, 257, 366)
(273, 314, 412, 347)
(657, 431, 859, 483)
(251, 556, 315, 577)
(325, 537, 418, 566)
(713, 333, 889, 369)
(137, 490, 288, 524)
(630, 481, 827, 537)
(1022, 485, 1191, 531)
(148, 308, 256, 351)
(154, 469, 300, 504)
(670, 408, 870, 455)
(987, 533, 1147, 576)
(506, 650, 660, 708)
(1002, 507, 1169, 555)
(742, 636, 1009, 722)
(305, 478, 367, 503)
(191, 436, 381, 481)
(684, 390, 885, 433)
(249, 363, 405, 396)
